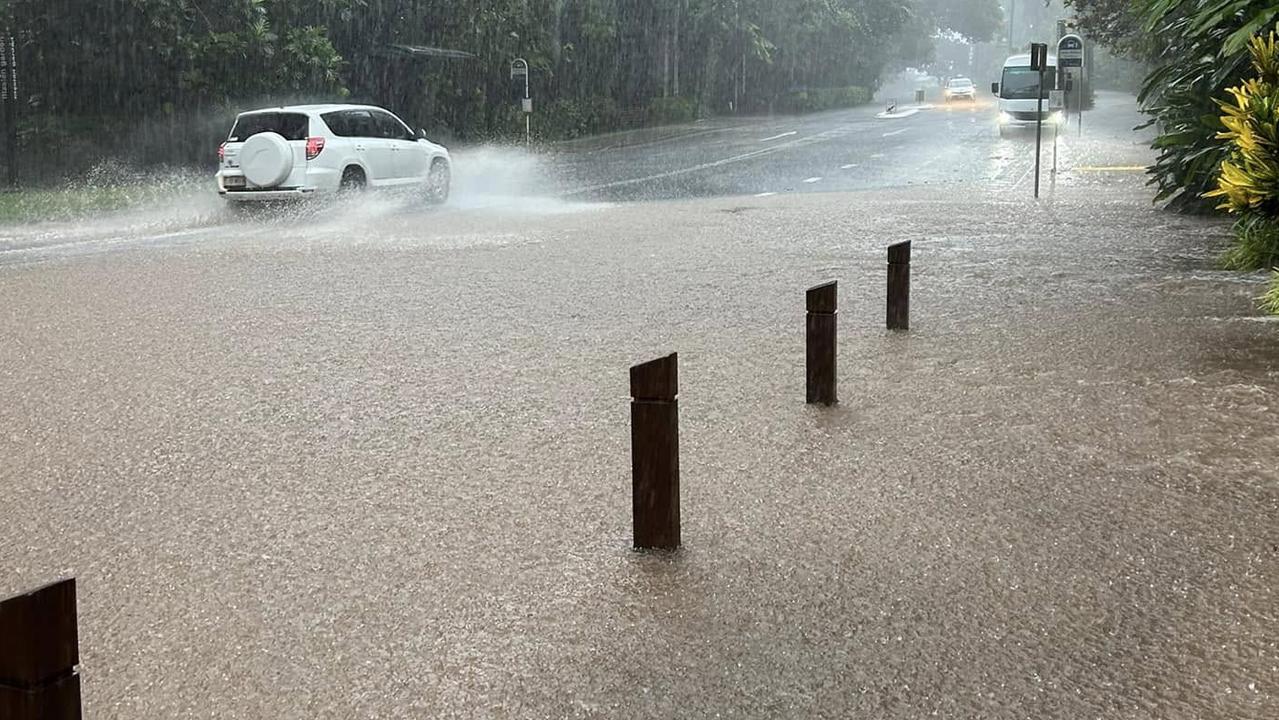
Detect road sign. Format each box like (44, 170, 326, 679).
(1058, 35, 1084, 68)
(1049, 90, 1065, 110)
(1030, 43, 1049, 72)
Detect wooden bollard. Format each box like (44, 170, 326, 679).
(0, 578, 82, 720)
(806, 281, 838, 406)
(630, 353, 680, 551)
(887, 241, 912, 331)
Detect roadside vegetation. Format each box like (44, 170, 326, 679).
(7, 0, 1000, 183)
(1068, 0, 1279, 313)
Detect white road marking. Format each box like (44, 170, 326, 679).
(760, 131, 798, 142)
(883, 128, 910, 138)
(803, 177, 823, 184)
(871, 153, 885, 159)
(564, 134, 818, 195)
(754, 192, 778, 197)
(841, 164, 859, 169)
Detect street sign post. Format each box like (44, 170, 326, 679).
(1058, 34, 1085, 138)
(511, 58, 531, 147)
(1057, 34, 1084, 68)
(1030, 43, 1048, 199)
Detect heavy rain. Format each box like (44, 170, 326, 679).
(1, 1, 1277, 718)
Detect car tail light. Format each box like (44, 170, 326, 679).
(306, 136, 325, 161)
(218, 142, 225, 161)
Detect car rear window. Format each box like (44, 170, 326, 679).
(228, 112, 309, 142)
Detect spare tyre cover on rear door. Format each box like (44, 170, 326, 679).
(240, 132, 294, 188)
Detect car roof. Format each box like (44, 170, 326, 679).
(237, 104, 388, 116)
(948, 77, 973, 84)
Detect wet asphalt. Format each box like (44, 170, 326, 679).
(1, 94, 1277, 718)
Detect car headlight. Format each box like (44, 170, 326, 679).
(998, 112, 1013, 124)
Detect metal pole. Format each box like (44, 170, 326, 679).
(1034, 69, 1044, 199)
(1053, 116, 1058, 175)
(3, 35, 16, 189)
(524, 69, 530, 148)
(1008, 0, 1016, 52)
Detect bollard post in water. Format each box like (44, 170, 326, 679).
(806, 281, 838, 406)
(887, 241, 912, 331)
(0, 578, 82, 720)
(630, 353, 680, 551)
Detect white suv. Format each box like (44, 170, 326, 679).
(216, 104, 451, 204)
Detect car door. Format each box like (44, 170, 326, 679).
(374, 110, 427, 181)
(345, 109, 397, 184)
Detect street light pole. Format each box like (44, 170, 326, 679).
(1008, 0, 1017, 52)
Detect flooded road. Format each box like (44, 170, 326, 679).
(2, 95, 1277, 718)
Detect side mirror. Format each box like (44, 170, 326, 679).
(990, 82, 1000, 95)
(417, 128, 428, 140)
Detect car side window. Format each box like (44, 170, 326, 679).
(374, 111, 410, 140)
(344, 110, 377, 138)
(322, 111, 350, 137)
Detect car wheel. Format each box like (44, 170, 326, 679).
(426, 160, 450, 205)
(339, 166, 367, 193)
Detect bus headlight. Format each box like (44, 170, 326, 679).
(1050, 111, 1065, 125)
(998, 112, 1013, 125)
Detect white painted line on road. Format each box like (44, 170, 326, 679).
(882, 128, 910, 138)
(754, 192, 778, 197)
(871, 153, 885, 159)
(841, 164, 859, 169)
(760, 131, 798, 142)
(803, 177, 823, 184)
(564, 142, 796, 195)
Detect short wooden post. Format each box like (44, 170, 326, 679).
(806, 282, 838, 406)
(0, 578, 82, 720)
(630, 353, 679, 551)
(887, 241, 911, 331)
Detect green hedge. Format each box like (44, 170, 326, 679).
(778, 86, 872, 114)
(648, 96, 698, 125)
(533, 97, 623, 140)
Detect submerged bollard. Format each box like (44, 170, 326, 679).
(630, 353, 680, 551)
(0, 578, 82, 720)
(806, 281, 838, 406)
(887, 241, 912, 331)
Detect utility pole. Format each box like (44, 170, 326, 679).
(1, 32, 17, 188)
(1008, 0, 1017, 52)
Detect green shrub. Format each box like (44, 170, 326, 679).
(1262, 270, 1279, 314)
(535, 97, 622, 140)
(1222, 215, 1279, 270)
(648, 96, 698, 125)
(778, 86, 871, 114)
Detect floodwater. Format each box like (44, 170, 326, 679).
(1, 97, 1277, 718)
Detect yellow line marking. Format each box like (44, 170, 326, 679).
(1074, 165, 1147, 172)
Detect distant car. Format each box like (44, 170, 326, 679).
(216, 104, 451, 204)
(944, 77, 977, 102)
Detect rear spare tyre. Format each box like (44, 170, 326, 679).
(240, 132, 293, 188)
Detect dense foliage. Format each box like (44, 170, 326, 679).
(2, 0, 1001, 180)
(1205, 30, 1279, 307)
